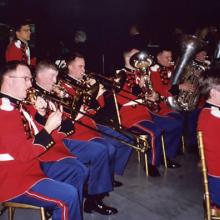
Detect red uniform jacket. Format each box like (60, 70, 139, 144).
(0, 97, 47, 202)
(5, 40, 36, 66)
(116, 69, 152, 128)
(198, 104, 220, 177)
(150, 64, 176, 116)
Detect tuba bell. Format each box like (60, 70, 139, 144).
(213, 40, 220, 66)
(167, 35, 207, 111)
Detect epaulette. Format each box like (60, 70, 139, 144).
(211, 106, 220, 118)
(150, 64, 160, 72)
(0, 97, 15, 111)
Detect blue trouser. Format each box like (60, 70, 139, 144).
(41, 158, 88, 206)
(63, 139, 113, 195)
(91, 137, 116, 181)
(9, 179, 82, 220)
(208, 176, 220, 207)
(96, 124, 133, 176)
(129, 120, 163, 166)
(151, 112, 184, 159)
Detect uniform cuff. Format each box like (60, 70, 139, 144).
(34, 129, 55, 150)
(58, 119, 75, 136)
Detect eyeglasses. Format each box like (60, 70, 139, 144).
(9, 76, 33, 82)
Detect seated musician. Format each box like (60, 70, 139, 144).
(116, 47, 182, 172)
(62, 52, 134, 181)
(0, 61, 85, 220)
(148, 45, 190, 154)
(33, 61, 118, 215)
(5, 20, 36, 66)
(184, 49, 210, 152)
(198, 66, 220, 208)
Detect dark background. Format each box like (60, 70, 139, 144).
(0, 0, 220, 72)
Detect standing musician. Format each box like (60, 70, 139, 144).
(32, 61, 118, 215)
(5, 20, 36, 66)
(59, 52, 134, 181)
(115, 47, 182, 174)
(0, 61, 85, 220)
(198, 66, 220, 208)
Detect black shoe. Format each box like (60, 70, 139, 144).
(45, 210, 52, 220)
(84, 198, 118, 215)
(166, 159, 181, 169)
(113, 180, 123, 187)
(146, 164, 161, 177)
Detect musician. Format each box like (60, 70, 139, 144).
(184, 49, 210, 152)
(62, 52, 134, 180)
(150, 45, 194, 106)
(5, 20, 36, 66)
(33, 61, 118, 215)
(0, 61, 85, 220)
(198, 66, 220, 208)
(117, 47, 182, 172)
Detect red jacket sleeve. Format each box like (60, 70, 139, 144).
(0, 109, 52, 162)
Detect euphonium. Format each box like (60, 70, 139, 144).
(167, 35, 207, 111)
(129, 51, 161, 112)
(175, 61, 205, 111)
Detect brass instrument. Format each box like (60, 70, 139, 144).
(25, 86, 149, 153)
(175, 61, 207, 111)
(87, 71, 127, 128)
(167, 35, 207, 111)
(57, 72, 101, 111)
(129, 51, 161, 112)
(213, 40, 220, 65)
(88, 71, 127, 92)
(26, 87, 73, 113)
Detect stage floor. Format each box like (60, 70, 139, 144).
(0, 151, 203, 220)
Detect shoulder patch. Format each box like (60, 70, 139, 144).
(0, 98, 14, 111)
(150, 64, 160, 72)
(211, 106, 220, 118)
(14, 40, 21, 49)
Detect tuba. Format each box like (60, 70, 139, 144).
(129, 51, 161, 112)
(213, 40, 220, 66)
(167, 35, 207, 111)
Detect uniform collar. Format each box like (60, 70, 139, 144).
(32, 82, 51, 97)
(204, 102, 220, 110)
(0, 92, 21, 107)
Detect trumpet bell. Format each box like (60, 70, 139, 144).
(129, 51, 153, 69)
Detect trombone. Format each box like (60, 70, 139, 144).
(25, 87, 149, 153)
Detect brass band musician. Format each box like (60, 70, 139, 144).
(105, 47, 183, 176)
(0, 61, 85, 220)
(60, 53, 134, 182)
(32, 61, 118, 215)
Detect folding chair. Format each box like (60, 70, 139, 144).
(197, 131, 220, 220)
(1, 202, 46, 220)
